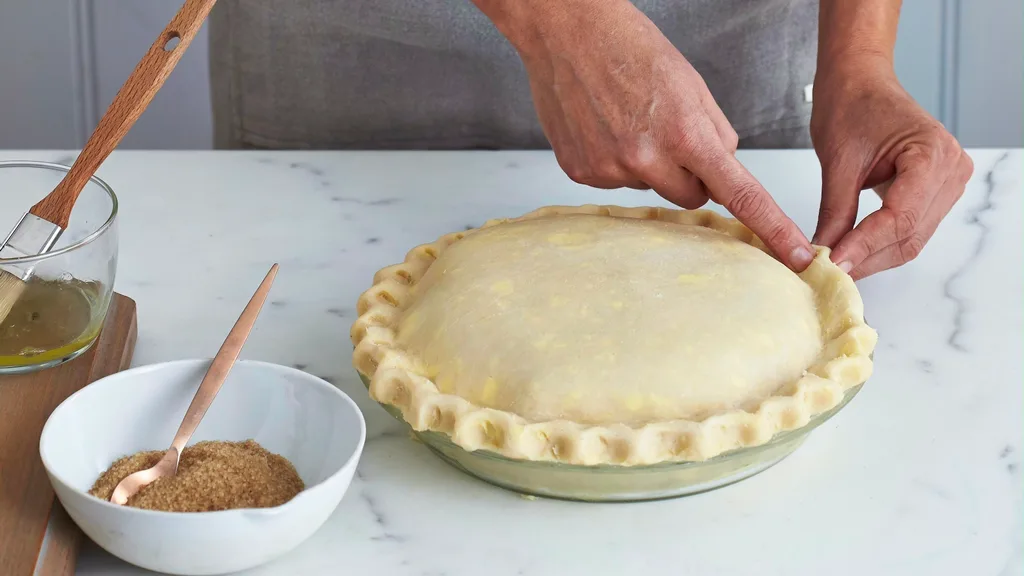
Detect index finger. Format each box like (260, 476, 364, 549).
(685, 146, 814, 272)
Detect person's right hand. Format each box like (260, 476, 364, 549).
(477, 0, 814, 271)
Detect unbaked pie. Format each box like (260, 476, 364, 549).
(352, 205, 876, 466)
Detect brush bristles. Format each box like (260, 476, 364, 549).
(0, 270, 27, 326)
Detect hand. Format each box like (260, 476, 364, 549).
(479, 0, 814, 271)
(810, 57, 974, 279)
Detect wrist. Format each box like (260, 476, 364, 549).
(816, 0, 900, 89)
(814, 51, 896, 96)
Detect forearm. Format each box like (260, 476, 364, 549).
(469, 0, 554, 51)
(817, 0, 901, 75)
(470, 0, 625, 55)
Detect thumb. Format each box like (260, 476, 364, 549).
(812, 155, 863, 248)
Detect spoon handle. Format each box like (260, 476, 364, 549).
(30, 0, 218, 229)
(169, 264, 279, 453)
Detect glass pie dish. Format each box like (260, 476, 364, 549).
(358, 370, 864, 502)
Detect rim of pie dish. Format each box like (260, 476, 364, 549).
(351, 205, 878, 466)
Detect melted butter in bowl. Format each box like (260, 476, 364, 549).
(0, 277, 104, 364)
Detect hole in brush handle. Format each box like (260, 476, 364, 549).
(162, 31, 181, 52)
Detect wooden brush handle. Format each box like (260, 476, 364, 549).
(30, 0, 218, 228)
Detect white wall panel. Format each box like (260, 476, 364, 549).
(955, 0, 1023, 146)
(0, 0, 81, 148)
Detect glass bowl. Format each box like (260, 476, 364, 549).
(0, 161, 118, 373)
(359, 372, 863, 502)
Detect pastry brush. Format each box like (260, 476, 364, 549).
(0, 0, 218, 325)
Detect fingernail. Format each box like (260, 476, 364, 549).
(790, 246, 814, 270)
(837, 260, 853, 273)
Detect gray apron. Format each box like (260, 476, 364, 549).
(209, 0, 816, 150)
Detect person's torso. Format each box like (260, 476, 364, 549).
(209, 0, 817, 150)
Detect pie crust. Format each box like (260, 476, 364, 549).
(352, 205, 877, 466)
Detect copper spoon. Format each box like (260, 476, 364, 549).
(109, 264, 279, 505)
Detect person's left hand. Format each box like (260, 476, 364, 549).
(810, 57, 974, 280)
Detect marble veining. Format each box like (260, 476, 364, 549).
(1, 149, 1018, 576)
(942, 151, 1011, 352)
(355, 470, 407, 544)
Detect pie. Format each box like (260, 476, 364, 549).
(352, 205, 877, 466)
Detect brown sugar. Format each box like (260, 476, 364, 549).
(89, 439, 304, 512)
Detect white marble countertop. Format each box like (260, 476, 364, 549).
(4, 149, 1020, 576)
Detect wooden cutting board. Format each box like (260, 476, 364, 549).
(0, 293, 138, 576)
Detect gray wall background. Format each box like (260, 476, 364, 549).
(0, 0, 1020, 150)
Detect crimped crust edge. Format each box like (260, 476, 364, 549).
(351, 205, 878, 466)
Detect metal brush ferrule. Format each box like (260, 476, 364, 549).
(0, 212, 64, 280)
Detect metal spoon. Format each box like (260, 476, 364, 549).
(109, 264, 279, 505)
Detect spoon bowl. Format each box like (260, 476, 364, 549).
(109, 448, 181, 505)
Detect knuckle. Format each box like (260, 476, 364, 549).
(725, 184, 772, 223)
(893, 209, 920, 240)
(619, 143, 657, 174)
(667, 132, 697, 158)
(817, 206, 842, 225)
(562, 163, 590, 184)
(591, 158, 623, 181)
(666, 118, 708, 158)
(937, 130, 959, 156)
(678, 194, 710, 210)
(564, 167, 587, 184)
(858, 213, 899, 255)
(654, 172, 708, 210)
(959, 153, 975, 183)
(554, 151, 586, 183)
(898, 233, 927, 262)
(903, 146, 934, 170)
(763, 223, 794, 252)
(719, 125, 739, 152)
(816, 205, 855, 233)
(928, 127, 964, 168)
(924, 125, 947, 147)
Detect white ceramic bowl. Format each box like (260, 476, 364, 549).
(40, 359, 366, 575)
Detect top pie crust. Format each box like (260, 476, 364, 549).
(352, 205, 877, 466)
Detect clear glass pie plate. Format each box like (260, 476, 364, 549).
(358, 371, 864, 502)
